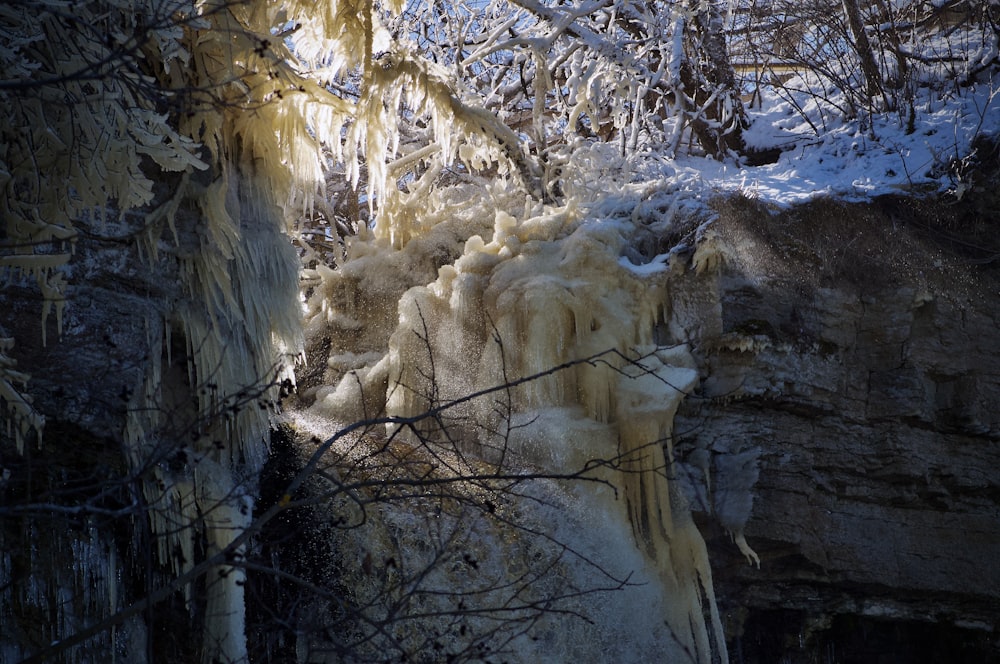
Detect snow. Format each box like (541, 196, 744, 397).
(618, 252, 670, 275)
(696, 74, 1000, 205)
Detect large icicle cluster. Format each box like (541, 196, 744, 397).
(304, 144, 732, 661)
(1, 2, 316, 662)
(121, 167, 302, 664)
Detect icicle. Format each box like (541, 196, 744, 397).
(0, 338, 45, 454)
(197, 458, 252, 664)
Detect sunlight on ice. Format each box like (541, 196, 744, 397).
(302, 154, 743, 661)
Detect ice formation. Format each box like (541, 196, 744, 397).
(123, 168, 302, 664)
(2, 3, 354, 659)
(303, 145, 735, 661)
(0, 337, 44, 454)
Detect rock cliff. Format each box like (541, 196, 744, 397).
(673, 193, 1000, 662)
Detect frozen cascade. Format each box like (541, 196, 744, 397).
(303, 156, 740, 661)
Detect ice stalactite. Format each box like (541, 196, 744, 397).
(0, 336, 44, 454)
(198, 458, 254, 662)
(307, 167, 732, 660)
(122, 167, 302, 664)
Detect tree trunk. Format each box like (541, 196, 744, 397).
(682, 0, 748, 158)
(842, 0, 888, 111)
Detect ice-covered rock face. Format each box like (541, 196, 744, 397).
(301, 158, 735, 661)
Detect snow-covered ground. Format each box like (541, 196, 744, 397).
(681, 74, 1000, 205)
